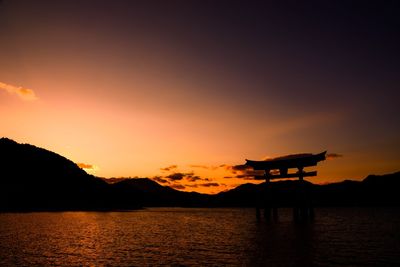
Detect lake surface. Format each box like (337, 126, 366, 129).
(1, 208, 400, 266)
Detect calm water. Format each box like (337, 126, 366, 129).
(1, 208, 400, 266)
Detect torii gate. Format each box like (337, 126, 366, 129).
(245, 151, 326, 221)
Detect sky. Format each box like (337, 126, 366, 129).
(1, 0, 399, 193)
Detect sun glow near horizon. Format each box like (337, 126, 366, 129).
(1, 81, 398, 194)
(1, 1, 399, 193)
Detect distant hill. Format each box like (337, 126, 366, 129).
(109, 178, 209, 207)
(1, 137, 399, 211)
(215, 172, 400, 207)
(0, 138, 138, 211)
(102, 172, 400, 208)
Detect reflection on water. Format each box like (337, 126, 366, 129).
(0, 208, 400, 266)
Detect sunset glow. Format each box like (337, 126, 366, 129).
(1, 1, 399, 194)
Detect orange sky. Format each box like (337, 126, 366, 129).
(1, 1, 399, 193)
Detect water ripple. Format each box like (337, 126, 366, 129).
(1, 208, 400, 266)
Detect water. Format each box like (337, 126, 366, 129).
(1, 208, 400, 266)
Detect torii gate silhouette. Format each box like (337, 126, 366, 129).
(245, 151, 326, 221)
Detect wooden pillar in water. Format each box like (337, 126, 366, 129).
(255, 175, 279, 221)
(299, 168, 307, 220)
(309, 205, 315, 219)
(270, 178, 278, 221)
(293, 169, 314, 222)
(256, 179, 262, 220)
(264, 206, 271, 220)
(264, 177, 279, 221)
(264, 178, 271, 220)
(272, 206, 278, 221)
(293, 206, 300, 221)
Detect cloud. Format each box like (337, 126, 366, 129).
(223, 164, 252, 174)
(232, 171, 264, 179)
(185, 175, 212, 182)
(199, 182, 219, 187)
(234, 174, 253, 179)
(77, 162, 93, 169)
(166, 172, 185, 181)
(186, 175, 202, 182)
(165, 172, 195, 181)
(102, 177, 130, 184)
(160, 165, 178, 172)
(189, 164, 209, 169)
(76, 162, 99, 174)
(234, 175, 261, 180)
(223, 164, 264, 180)
(221, 164, 253, 174)
(268, 153, 314, 161)
(231, 164, 251, 172)
(326, 153, 343, 160)
(185, 184, 199, 188)
(189, 164, 220, 170)
(0, 81, 38, 101)
(159, 166, 214, 184)
(170, 184, 186, 190)
(152, 176, 169, 184)
(160, 165, 178, 171)
(178, 182, 220, 188)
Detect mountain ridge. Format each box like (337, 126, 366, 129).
(0, 137, 139, 211)
(1, 137, 399, 211)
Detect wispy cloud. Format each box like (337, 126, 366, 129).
(152, 176, 170, 184)
(76, 162, 98, 174)
(189, 164, 220, 170)
(160, 165, 178, 172)
(185, 184, 199, 188)
(171, 182, 219, 190)
(77, 162, 93, 169)
(156, 162, 261, 191)
(199, 182, 219, 187)
(326, 153, 343, 160)
(0, 81, 38, 101)
(170, 184, 186, 190)
(154, 163, 224, 190)
(265, 112, 342, 137)
(186, 175, 202, 182)
(222, 164, 252, 174)
(165, 172, 194, 181)
(223, 164, 264, 179)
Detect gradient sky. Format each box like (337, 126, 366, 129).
(1, 0, 399, 193)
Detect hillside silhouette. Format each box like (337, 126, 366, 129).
(0, 138, 139, 211)
(105, 172, 400, 207)
(1, 137, 399, 211)
(109, 178, 209, 207)
(214, 172, 400, 207)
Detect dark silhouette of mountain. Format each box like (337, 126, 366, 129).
(213, 183, 262, 207)
(109, 178, 210, 207)
(101, 172, 400, 208)
(214, 172, 400, 207)
(0, 138, 139, 211)
(314, 180, 362, 206)
(1, 137, 399, 210)
(360, 172, 400, 206)
(214, 180, 314, 207)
